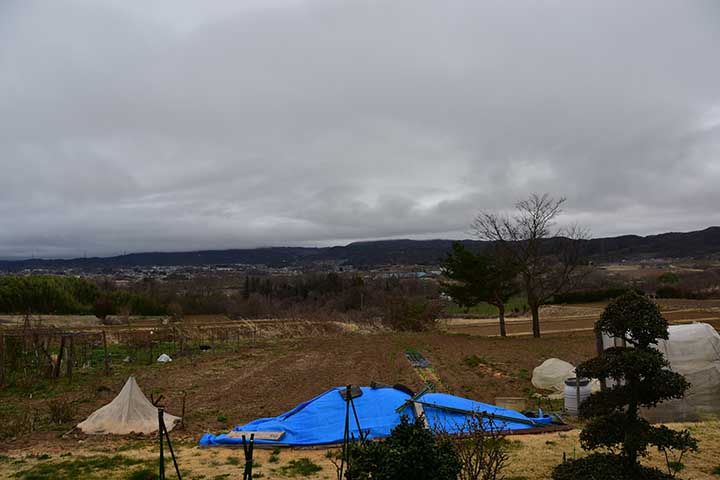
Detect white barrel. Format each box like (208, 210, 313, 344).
(564, 377, 592, 416)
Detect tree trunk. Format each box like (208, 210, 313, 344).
(530, 303, 541, 338)
(498, 303, 507, 337)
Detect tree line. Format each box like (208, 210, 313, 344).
(0, 276, 165, 316)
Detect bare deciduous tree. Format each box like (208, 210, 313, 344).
(472, 193, 588, 338)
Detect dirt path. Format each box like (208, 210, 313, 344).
(442, 302, 720, 337)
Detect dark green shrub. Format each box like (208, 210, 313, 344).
(552, 453, 673, 480)
(552, 291, 698, 479)
(126, 469, 159, 480)
(109, 291, 166, 316)
(275, 458, 322, 477)
(658, 272, 680, 284)
(655, 286, 702, 300)
(0, 276, 99, 314)
(345, 415, 460, 480)
(93, 296, 115, 320)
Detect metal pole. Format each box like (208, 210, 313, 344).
(162, 416, 182, 480)
(242, 434, 255, 480)
(339, 385, 351, 480)
(158, 409, 165, 479)
(242, 435, 248, 480)
(349, 395, 364, 441)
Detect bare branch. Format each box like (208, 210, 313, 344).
(469, 193, 587, 337)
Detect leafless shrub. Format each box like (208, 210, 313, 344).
(1, 408, 39, 440)
(382, 296, 442, 331)
(47, 397, 75, 425)
(436, 415, 511, 480)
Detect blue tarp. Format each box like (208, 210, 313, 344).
(199, 386, 552, 447)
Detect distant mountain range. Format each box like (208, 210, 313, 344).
(1, 227, 719, 272)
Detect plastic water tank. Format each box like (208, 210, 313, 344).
(564, 377, 592, 415)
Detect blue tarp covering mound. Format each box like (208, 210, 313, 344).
(199, 386, 552, 447)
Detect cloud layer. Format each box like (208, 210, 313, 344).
(1, 0, 719, 258)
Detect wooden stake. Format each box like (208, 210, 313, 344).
(180, 391, 187, 430)
(102, 330, 110, 375)
(66, 335, 74, 381)
(53, 336, 66, 378)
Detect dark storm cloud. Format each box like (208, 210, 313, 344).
(1, 0, 719, 258)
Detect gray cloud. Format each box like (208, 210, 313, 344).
(1, 0, 719, 258)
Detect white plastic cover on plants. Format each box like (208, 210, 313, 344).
(157, 353, 172, 363)
(77, 376, 180, 434)
(532, 358, 576, 399)
(532, 358, 601, 400)
(603, 323, 720, 422)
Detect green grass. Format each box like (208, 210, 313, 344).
(274, 458, 322, 477)
(12, 455, 150, 480)
(462, 354, 493, 368)
(668, 461, 685, 473)
(268, 446, 281, 464)
(445, 296, 528, 316)
(126, 468, 159, 480)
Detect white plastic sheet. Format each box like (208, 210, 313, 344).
(77, 376, 180, 434)
(605, 323, 720, 422)
(532, 358, 576, 399)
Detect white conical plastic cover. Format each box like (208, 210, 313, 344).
(157, 354, 172, 363)
(77, 376, 180, 434)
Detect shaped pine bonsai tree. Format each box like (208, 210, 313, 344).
(553, 291, 698, 479)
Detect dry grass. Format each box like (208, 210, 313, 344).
(1, 421, 718, 479)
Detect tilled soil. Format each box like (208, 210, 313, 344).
(0, 330, 597, 454)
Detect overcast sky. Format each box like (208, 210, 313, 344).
(1, 0, 719, 259)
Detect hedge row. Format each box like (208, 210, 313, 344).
(551, 287, 644, 304)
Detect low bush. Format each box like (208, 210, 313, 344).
(382, 296, 442, 331)
(552, 453, 673, 480)
(655, 286, 704, 299)
(344, 415, 460, 480)
(658, 272, 680, 284)
(275, 458, 322, 477)
(438, 414, 511, 480)
(46, 398, 75, 425)
(126, 468, 159, 480)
